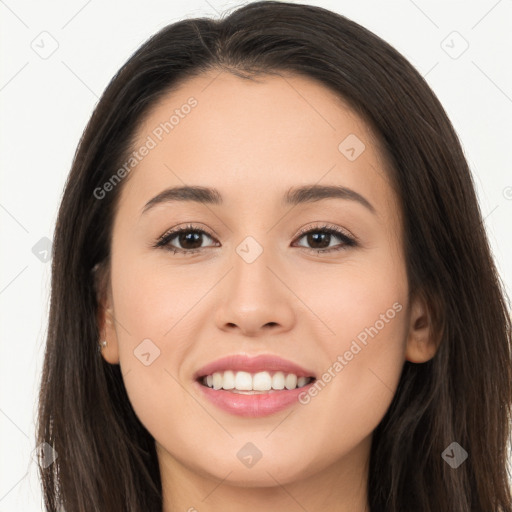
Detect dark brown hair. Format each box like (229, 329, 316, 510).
(36, 1, 512, 510)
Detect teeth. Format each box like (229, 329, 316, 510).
(222, 370, 235, 390)
(212, 372, 223, 390)
(252, 371, 271, 391)
(201, 370, 313, 391)
(235, 371, 253, 390)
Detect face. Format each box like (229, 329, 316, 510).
(98, 70, 434, 500)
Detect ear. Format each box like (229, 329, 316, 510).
(93, 262, 120, 365)
(405, 290, 440, 363)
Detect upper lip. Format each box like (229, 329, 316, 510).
(194, 354, 317, 380)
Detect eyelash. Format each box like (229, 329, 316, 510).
(153, 223, 358, 256)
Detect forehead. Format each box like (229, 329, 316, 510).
(118, 70, 396, 224)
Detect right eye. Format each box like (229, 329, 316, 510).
(153, 224, 219, 255)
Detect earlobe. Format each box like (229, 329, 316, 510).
(94, 264, 120, 364)
(98, 306, 120, 364)
(405, 292, 440, 363)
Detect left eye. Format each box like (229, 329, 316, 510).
(153, 223, 357, 255)
(293, 226, 356, 252)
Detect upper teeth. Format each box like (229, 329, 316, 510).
(202, 371, 311, 391)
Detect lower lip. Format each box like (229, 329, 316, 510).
(194, 379, 315, 417)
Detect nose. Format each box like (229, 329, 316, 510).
(214, 244, 295, 337)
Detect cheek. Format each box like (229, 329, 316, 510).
(109, 252, 199, 429)
(300, 248, 408, 352)
(295, 256, 408, 450)
(111, 246, 202, 342)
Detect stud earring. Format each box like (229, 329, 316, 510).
(98, 338, 108, 352)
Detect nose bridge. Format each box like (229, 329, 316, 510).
(214, 231, 295, 334)
(231, 233, 275, 296)
(226, 205, 293, 291)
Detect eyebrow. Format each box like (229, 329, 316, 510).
(141, 184, 376, 216)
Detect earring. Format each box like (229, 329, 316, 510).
(98, 320, 111, 353)
(98, 339, 107, 352)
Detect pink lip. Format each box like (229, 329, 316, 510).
(194, 379, 316, 417)
(193, 353, 316, 380)
(193, 354, 317, 418)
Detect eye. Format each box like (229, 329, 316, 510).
(152, 222, 358, 255)
(292, 223, 357, 253)
(153, 223, 218, 255)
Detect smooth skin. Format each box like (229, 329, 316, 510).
(97, 70, 438, 512)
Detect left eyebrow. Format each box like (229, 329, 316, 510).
(283, 184, 376, 215)
(141, 184, 376, 216)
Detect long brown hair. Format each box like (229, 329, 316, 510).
(36, 1, 512, 510)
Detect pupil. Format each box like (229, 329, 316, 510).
(308, 232, 330, 249)
(179, 231, 202, 249)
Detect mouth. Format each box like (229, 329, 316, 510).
(193, 353, 317, 416)
(196, 370, 317, 394)
(194, 374, 317, 417)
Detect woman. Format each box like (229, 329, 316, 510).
(36, 1, 512, 510)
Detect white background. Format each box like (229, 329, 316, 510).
(1, 0, 511, 509)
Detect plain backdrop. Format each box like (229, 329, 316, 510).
(1, 0, 511, 509)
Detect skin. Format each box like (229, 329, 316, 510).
(97, 70, 438, 512)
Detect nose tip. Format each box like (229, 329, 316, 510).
(214, 250, 296, 336)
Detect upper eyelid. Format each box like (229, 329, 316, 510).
(295, 223, 354, 240)
(160, 224, 348, 238)
(157, 223, 355, 247)
(158, 224, 216, 242)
